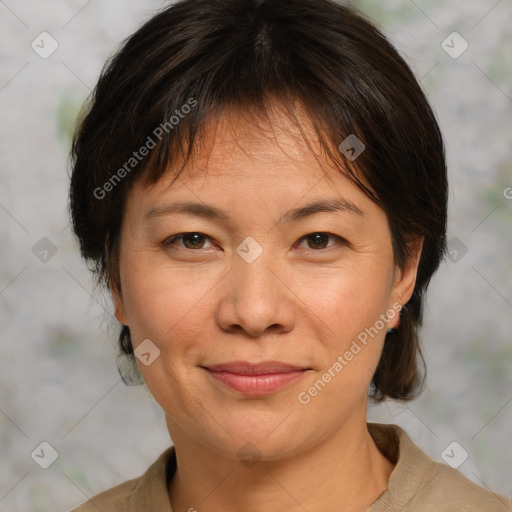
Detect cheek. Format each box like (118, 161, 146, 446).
(120, 259, 220, 349)
(122, 253, 394, 352)
(294, 264, 392, 388)
(120, 261, 219, 409)
(295, 262, 393, 338)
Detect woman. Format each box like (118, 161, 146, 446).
(68, 0, 512, 510)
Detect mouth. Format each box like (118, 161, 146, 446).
(202, 361, 311, 396)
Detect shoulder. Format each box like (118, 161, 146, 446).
(69, 446, 176, 512)
(424, 459, 512, 511)
(368, 422, 512, 512)
(70, 477, 139, 512)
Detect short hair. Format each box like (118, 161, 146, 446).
(69, 0, 448, 401)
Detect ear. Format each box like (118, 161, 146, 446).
(388, 237, 423, 329)
(110, 281, 128, 326)
(105, 236, 128, 325)
(110, 288, 128, 325)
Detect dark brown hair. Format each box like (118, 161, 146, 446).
(69, 0, 447, 401)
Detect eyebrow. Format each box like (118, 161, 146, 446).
(144, 198, 364, 225)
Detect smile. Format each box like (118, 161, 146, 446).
(204, 369, 308, 395)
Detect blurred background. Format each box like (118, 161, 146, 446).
(0, 0, 511, 510)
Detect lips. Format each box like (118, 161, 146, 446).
(204, 361, 308, 375)
(203, 361, 310, 395)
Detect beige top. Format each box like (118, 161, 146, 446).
(71, 423, 512, 511)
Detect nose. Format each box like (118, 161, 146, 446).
(215, 250, 296, 338)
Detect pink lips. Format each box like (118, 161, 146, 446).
(203, 361, 309, 396)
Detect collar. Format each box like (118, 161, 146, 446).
(127, 422, 435, 512)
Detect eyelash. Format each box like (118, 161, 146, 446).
(162, 232, 347, 252)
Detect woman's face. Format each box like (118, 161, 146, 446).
(113, 109, 420, 460)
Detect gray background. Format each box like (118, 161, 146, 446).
(0, 0, 511, 511)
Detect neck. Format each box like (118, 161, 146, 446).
(167, 415, 394, 512)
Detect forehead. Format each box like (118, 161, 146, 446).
(197, 106, 314, 163)
(149, 105, 349, 193)
(126, 104, 375, 224)
(120, 105, 391, 248)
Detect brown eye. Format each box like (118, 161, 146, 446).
(165, 232, 214, 250)
(297, 232, 345, 250)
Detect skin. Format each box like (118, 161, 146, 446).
(112, 105, 422, 512)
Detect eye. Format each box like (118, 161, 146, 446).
(163, 232, 216, 250)
(162, 231, 346, 252)
(295, 232, 346, 251)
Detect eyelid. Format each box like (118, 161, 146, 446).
(163, 232, 347, 251)
(295, 232, 347, 251)
(163, 233, 216, 250)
